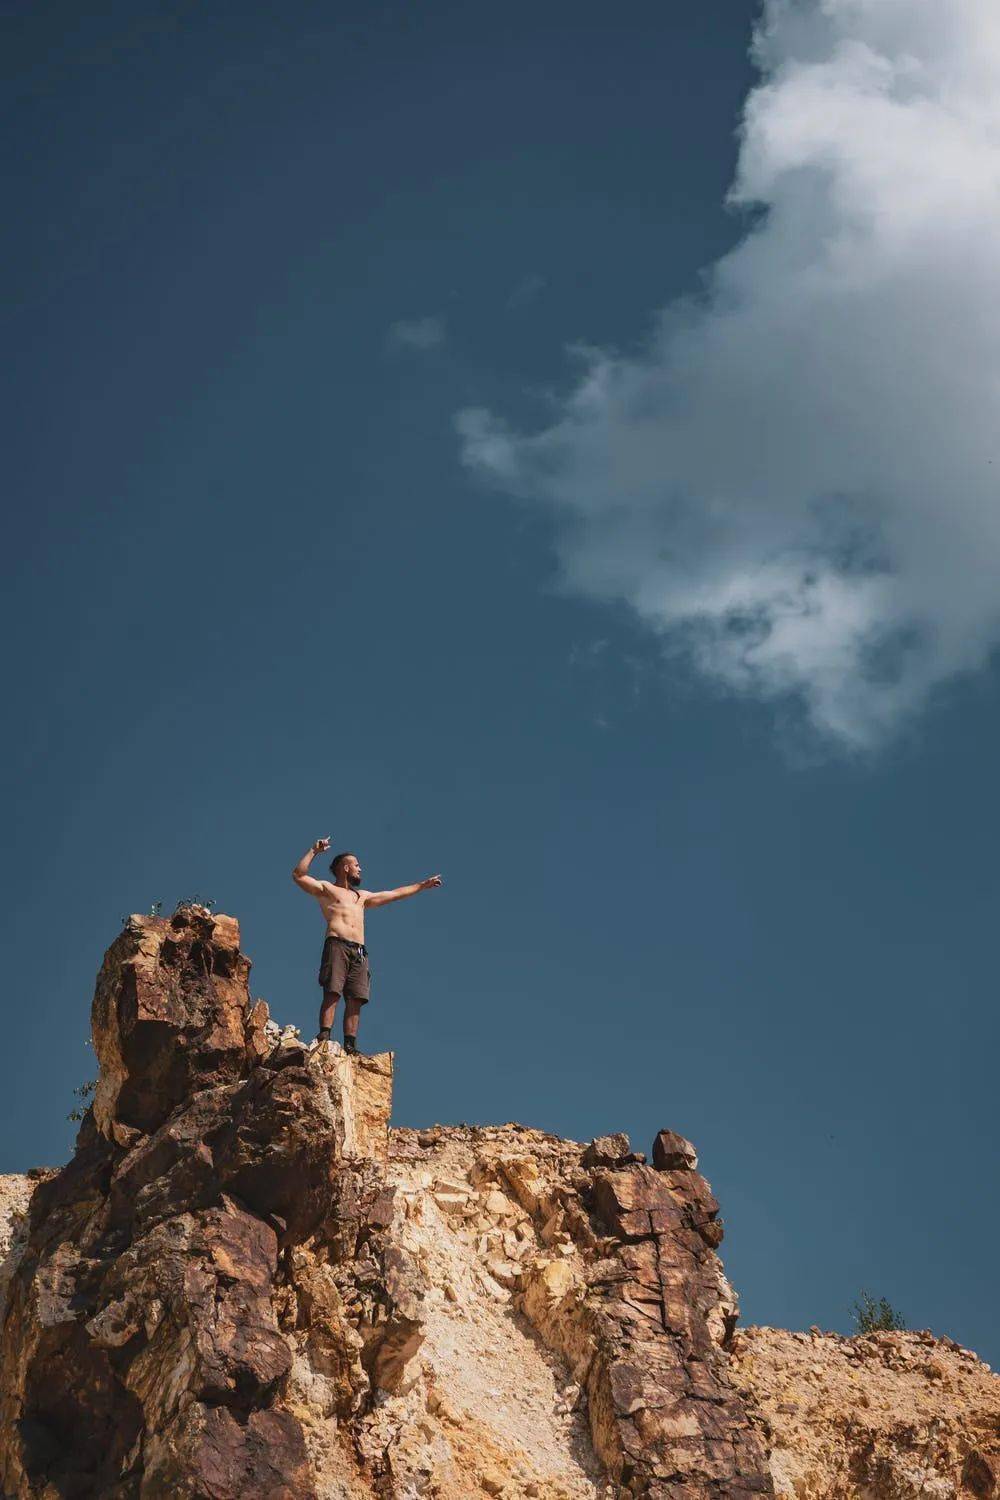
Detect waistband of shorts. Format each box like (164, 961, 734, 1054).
(323, 934, 368, 956)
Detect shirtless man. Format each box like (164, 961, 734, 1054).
(292, 837, 442, 1054)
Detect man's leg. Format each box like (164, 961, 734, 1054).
(318, 990, 340, 1041)
(343, 998, 363, 1054)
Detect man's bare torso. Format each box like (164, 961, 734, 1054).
(293, 839, 441, 959)
(313, 883, 370, 943)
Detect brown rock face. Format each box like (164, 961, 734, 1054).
(0, 907, 393, 1499)
(651, 1130, 699, 1174)
(91, 908, 251, 1144)
(494, 1133, 771, 1496)
(0, 907, 772, 1498)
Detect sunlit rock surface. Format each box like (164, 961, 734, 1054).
(729, 1324, 1000, 1498)
(0, 908, 994, 1497)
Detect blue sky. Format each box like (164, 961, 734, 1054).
(5, 0, 1000, 1364)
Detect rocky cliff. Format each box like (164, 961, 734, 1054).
(0, 908, 996, 1498)
(729, 1326, 1000, 1498)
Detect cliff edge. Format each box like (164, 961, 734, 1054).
(0, 908, 995, 1498)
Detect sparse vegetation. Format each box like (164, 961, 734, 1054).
(118, 897, 212, 927)
(174, 894, 215, 912)
(67, 1078, 97, 1123)
(851, 1289, 906, 1334)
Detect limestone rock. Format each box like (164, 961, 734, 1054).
(308, 1042, 393, 1162)
(378, 1123, 771, 1496)
(0, 1175, 35, 1320)
(729, 1325, 1000, 1498)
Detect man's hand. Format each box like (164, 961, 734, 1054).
(421, 875, 443, 890)
(312, 837, 331, 855)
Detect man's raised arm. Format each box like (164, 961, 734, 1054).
(292, 837, 331, 895)
(365, 875, 442, 909)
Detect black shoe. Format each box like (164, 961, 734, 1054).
(343, 1038, 358, 1056)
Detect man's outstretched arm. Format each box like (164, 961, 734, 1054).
(292, 837, 331, 895)
(365, 875, 442, 908)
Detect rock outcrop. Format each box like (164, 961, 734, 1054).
(729, 1325, 1000, 1498)
(0, 907, 996, 1498)
(0, 908, 394, 1499)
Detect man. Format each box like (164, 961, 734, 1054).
(292, 837, 442, 1054)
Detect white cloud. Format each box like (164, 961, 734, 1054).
(458, 0, 1000, 750)
(388, 315, 446, 351)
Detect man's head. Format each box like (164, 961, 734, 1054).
(330, 851, 362, 888)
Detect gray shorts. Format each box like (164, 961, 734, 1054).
(318, 936, 371, 1003)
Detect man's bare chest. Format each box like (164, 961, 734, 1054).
(319, 887, 363, 921)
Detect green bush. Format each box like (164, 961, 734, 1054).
(67, 1078, 97, 1124)
(851, 1289, 906, 1334)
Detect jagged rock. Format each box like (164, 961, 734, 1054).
(501, 1147, 765, 1493)
(0, 908, 392, 1500)
(91, 905, 251, 1142)
(582, 1133, 633, 1169)
(652, 1128, 699, 1173)
(308, 1042, 394, 1161)
(143, 1401, 312, 1499)
(2, 909, 997, 1497)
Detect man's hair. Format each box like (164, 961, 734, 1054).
(329, 851, 355, 876)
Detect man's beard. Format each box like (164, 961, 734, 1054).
(348, 875, 361, 889)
